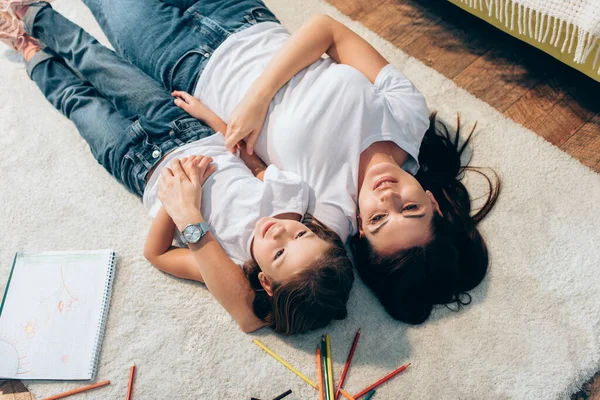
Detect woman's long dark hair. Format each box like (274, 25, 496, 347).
(351, 111, 501, 324)
(243, 216, 354, 335)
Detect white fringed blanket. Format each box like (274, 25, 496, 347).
(454, 0, 600, 72)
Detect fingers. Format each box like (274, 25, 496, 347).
(195, 156, 214, 185)
(168, 158, 189, 181)
(204, 164, 217, 181)
(246, 131, 260, 156)
(160, 166, 174, 178)
(224, 130, 243, 153)
(171, 90, 194, 103)
(172, 91, 196, 112)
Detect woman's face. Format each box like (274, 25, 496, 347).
(358, 162, 441, 255)
(251, 217, 330, 284)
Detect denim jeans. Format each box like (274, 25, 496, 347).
(24, 3, 215, 196)
(81, 0, 280, 93)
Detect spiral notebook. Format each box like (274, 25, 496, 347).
(0, 249, 115, 380)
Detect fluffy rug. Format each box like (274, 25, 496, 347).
(1, 0, 599, 398)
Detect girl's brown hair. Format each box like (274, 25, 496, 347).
(243, 216, 354, 335)
(352, 111, 501, 324)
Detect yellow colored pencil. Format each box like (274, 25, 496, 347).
(252, 339, 317, 389)
(326, 334, 335, 400)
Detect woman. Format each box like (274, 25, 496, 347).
(34, 0, 500, 323)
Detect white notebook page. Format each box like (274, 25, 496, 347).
(0, 250, 114, 380)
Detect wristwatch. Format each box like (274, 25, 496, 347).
(180, 221, 210, 245)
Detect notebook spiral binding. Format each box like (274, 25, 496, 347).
(88, 251, 116, 380)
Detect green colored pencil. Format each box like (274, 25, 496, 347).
(364, 389, 376, 400)
(321, 335, 330, 400)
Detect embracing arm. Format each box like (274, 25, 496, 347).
(225, 14, 389, 152)
(157, 157, 268, 333)
(254, 14, 387, 94)
(172, 211, 267, 333)
(144, 206, 205, 282)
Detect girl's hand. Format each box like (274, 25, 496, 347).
(172, 91, 212, 122)
(157, 156, 215, 228)
(224, 92, 270, 155)
(181, 155, 216, 192)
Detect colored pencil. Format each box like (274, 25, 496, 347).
(352, 363, 411, 398)
(316, 346, 325, 400)
(321, 336, 330, 400)
(43, 380, 111, 400)
(337, 387, 356, 400)
(252, 339, 317, 389)
(272, 389, 292, 400)
(363, 390, 376, 400)
(126, 363, 136, 400)
(325, 334, 335, 400)
(335, 328, 361, 400)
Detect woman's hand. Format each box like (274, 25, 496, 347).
(157, 155, 215, 230)
(224, 91, 271, 155)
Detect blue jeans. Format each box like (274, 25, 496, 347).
(81, 0, 280, 92)
(23, 3, 215, 196)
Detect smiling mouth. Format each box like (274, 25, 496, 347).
(373, 176, 398, 190)
(262, 221, 276, 238)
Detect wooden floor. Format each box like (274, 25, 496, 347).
(324, 0, 600, 398)
(2, 1, 599, 399)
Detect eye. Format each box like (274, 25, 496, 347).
(370, 214, 385, 223)
(274, 249, 284, 260)
(296, 231, 307, 239)
(403, 204, 419, 212)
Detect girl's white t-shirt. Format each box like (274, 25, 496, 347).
(193, 22, 430, 242)
(143, 134, 310, 267)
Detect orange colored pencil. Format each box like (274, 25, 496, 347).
(316, 346, 325, 400)
(126, 363, 136, 400)
(338, 387, 356, 400)
(43, 380, 111, 400)
(335, 328, 361, 400)
(353, 363, 411, 398)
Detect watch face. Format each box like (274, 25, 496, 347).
(184, 225, 201, 243)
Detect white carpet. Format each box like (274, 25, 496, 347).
(1, 0, 600, 398)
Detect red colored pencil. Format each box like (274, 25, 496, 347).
(335, 328, 361, 400)
(352, 363, 411, 399)
(316, 346, 325, 400)
(126, 363, 136, 400)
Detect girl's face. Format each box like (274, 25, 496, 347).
(358, 161, 441, 255)
(251, 217, 330, 283)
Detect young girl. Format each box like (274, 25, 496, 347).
(1, 4, 353, 334)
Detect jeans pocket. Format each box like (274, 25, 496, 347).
(246, 6, 280, 25)
(171, 117, 215, 144)
(169, 49, 208, 92)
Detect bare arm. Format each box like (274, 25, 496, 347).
(158, 157, 268, 333)
(144, 206, 205, 282)
(224, 14, 389, 153)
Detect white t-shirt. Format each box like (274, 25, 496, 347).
(143, 134, 310, 266)
(194, 22, 430, 241)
